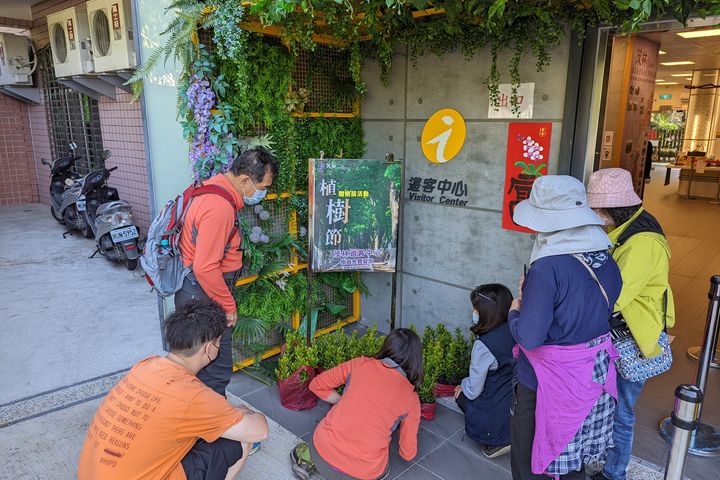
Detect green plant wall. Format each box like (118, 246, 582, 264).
(217, 35, 366, 195)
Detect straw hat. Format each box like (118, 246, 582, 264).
(513, 175, 605, 233)
(586, 168, 642, 209)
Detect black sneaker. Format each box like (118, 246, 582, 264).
(482, 444, 511, 458)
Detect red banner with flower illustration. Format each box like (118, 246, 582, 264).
(502, 123, 552, 233)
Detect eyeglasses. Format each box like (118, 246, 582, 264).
(473, 286, 495, 303)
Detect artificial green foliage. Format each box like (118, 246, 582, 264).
(217, 34, 300, 193)
(212, 0, 248, 60)
(276, 329, 318, 381)
(284, 88, 310, 113)
(239, 213, 307, 276)
(295, 117, 365, 160)
(248, 0, 720, 115)
(319, 272, 369, 297)
(179, 45, 242, 179)
(234, 272, 308, 334)
(300, 46, 362, 111)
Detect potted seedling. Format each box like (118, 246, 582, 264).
(419, 340, 443, 420)
(276, 330, 319, 410)
(432, 324, 457, 397)
(434, 327, 471, 397)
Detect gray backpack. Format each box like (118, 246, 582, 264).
(140, 183, 238, 296)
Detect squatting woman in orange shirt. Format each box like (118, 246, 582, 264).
(291, 328, 423, 480)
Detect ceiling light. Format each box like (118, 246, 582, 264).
(671, 73, 693, 77)
(655, 79, 666, 82)
(657, 82, 679, 85)
(703, 73, 719, 77)
(659, 50, 666, 54)
(660, 61, 695, 66)
(677, 29, 720, 39)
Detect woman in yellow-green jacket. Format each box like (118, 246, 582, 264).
(586, 168, 674, 480)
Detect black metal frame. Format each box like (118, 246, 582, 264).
(37, 48, 105, 176)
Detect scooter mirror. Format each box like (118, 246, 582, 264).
(41, 158, 49, 166)
(101, 149, 112, 160)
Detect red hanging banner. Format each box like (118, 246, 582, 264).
(502, 123, 552, 233)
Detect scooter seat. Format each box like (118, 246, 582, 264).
(96, 200, 133, 216)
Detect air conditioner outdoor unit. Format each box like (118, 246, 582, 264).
(0, 33, 35, 86)
(86, 0, 136, 73)
(47, 6, 94, 78)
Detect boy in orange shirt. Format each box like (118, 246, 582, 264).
(78, 300, 269, 480)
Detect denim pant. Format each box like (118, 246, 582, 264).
(174, 273, 235, 397)
(602, 376, 646, 480)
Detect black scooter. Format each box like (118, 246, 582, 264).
(40, 154, 87, 234)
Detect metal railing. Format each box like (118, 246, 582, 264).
(661, 275, 720, 479)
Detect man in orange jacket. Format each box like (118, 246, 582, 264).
(175, 147, 278, 395)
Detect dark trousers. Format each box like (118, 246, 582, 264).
(174, 273, 234, 397)
(511, 384, 585, 480)
(181, 438, 243, 480)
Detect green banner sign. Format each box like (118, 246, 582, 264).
(309, 159, 401, 272)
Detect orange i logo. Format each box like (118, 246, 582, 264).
(421, 108, 466, 164)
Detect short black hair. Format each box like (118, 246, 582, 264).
(375, 328, 423, 389)
(229, 146, 279, 183)
(603, 204, 641, 227)
(164, 299, 226, 356)
(470, 283, 513, 337)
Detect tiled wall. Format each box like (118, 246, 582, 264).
(0, 94, 39, 205)
(28, 0, 151, 230)
(99, 92, 151, 230)
(0, 17, 32, 29)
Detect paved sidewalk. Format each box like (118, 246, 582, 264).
(0, 392, 310, 480)
(0, 203, 162, 408)
(0, 369, 672, 480)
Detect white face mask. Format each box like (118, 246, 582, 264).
(472, 311, 480, 324)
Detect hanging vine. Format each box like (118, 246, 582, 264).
(247, 0, 720, 113)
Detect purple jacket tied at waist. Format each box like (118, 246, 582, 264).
(513, 335, 619, 475)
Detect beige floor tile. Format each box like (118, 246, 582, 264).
(698, 249, 720, 280)
(670, 238, 719, 278)
(668, 273, 693, 295)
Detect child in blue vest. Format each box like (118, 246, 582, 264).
(454, 283, 518, 458)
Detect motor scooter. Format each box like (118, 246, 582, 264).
(40, 153, 87, 235)
(80, 165, 141, 270)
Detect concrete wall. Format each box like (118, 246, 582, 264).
(360, 40, 571, 333)
(26, 0, 151, 230)
(0, 94, 40, 205)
